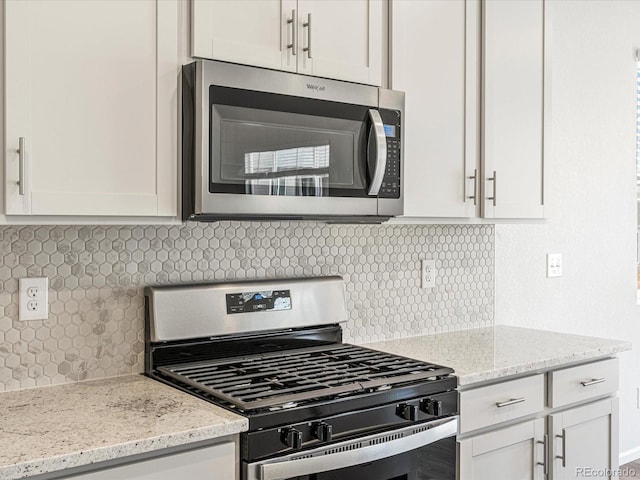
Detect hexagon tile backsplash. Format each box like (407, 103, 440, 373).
(0, 222, 494, 392)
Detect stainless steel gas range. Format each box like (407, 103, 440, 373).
(145, 277, 458, 480)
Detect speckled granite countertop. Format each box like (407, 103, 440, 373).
(0, 374, 247, 480)
(363, 326, 632, 386)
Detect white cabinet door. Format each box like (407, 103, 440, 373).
(458, 418, 545, 480)
(482, 0, 545, 219)
(549, 398, 619, 480)
(5, 0, 178, 217)
(392, 0, 478, 218)
(296, 0, 382, 85)
(191, 0, 296, 72)
(62, 442, 236, 480)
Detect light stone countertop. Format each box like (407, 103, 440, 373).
(0, 374, 248, 480)
(363, 326, 632, 386)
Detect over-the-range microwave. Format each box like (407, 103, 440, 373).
(182, 60, 404, 222)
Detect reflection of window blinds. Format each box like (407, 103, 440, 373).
(245, 145, 330, 173)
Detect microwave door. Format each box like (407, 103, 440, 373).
(199, 87, 381, 218)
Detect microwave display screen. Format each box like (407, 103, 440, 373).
(383, 124, 396, 137)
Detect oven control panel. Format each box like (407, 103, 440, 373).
(226, 289, 291, 315)
(244, 389, 458, 460)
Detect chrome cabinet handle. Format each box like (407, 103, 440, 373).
(537, 434, 549, 475)
(303, 13, 312, 58)
(495, 397, 525, 408)
(556, 431, 566, 467)
(287, 9, 296, 55)
(17, 137, 25, 196)
(487, 171, 497, 206)
(580, 378, 606, 387)
(367, 109, 387, 196)
(467, 169, 478, 205)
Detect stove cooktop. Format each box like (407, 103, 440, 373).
(157, 343, 454, 412)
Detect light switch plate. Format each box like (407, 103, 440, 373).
(547, 253, 562, 278)
(19, 277, 49, 321)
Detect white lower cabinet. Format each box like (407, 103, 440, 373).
(549, 398, 618, 480)
(458, 418, 545, 480)
(59, 442, 236, 480)
(458, 358, 620, 480)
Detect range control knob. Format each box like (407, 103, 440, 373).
(313, 422, 333, 442)
(397, 403, 418, 421)
(281, 428, 303, 449)
(421, 398, 443, 416)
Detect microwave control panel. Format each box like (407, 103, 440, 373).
(379, 109, 401, 199)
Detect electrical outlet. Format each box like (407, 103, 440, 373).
(547, 253, 562, 278)
(421, 259, 436, 289)
(19, 277, 48, 321)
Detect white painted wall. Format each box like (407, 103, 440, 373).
(495, 0, 640, 461)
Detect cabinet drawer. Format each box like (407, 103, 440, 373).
(459, 374, 544, 434)
(548, 358, 618, 408)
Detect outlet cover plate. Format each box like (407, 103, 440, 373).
(19, 277, 48, 321)
(421, 259, 436, 289)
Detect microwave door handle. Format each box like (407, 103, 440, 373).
(367, 109, 387, 196)
(259, 417, 458, 480)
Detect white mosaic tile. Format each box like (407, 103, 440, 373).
(0, 222, 494, 391)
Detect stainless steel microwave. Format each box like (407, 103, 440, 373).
(182, 60, 404, 222)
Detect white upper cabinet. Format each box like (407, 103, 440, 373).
(482, 0, 545, 219)
(295, 0, 382, 85)
(392, 0, 546, 220)
(192, 0, 296, 72)
(4, 0, 178, 217)
(392, 0, 477, 218)
(191, 0, 383, 86)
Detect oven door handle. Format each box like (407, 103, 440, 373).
(259, 417, 458, 480)
(367, 109, 387, 196)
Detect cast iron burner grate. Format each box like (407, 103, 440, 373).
(157, 344, 453, 410)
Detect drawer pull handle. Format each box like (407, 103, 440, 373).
(580, 378, 605, 387)
(496, 397, 525, 408)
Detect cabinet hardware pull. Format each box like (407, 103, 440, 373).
(555, 432, 566, 467)
(303, 13, 312, 58)
(367, 109, 387, 196)
(487, 171, 497, 206)
(287, 9, 296, 55)
(495, 397, 525, 408)
(580, 378, 605, 387)
(467, 169, 478, 205)
(536, 434, 549, 475)
(17, 137, 25, 196)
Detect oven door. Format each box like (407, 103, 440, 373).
(244, 417, 458, 480)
